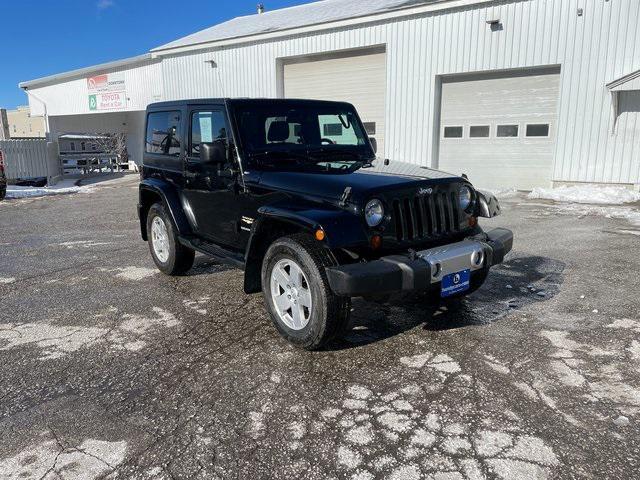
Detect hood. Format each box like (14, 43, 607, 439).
(256, 160, 463, 203)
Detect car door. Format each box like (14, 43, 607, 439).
(182, 106, 242, 249)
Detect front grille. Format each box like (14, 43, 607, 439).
(392, 190, 462, 241)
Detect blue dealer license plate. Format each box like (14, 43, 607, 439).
(441, 269, 471, 298)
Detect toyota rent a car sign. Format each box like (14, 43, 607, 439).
(87, 72, 126, 111)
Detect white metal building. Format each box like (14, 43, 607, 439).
(20, 0, 640, 190)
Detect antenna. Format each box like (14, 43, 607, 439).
(205, 60, 226, 97)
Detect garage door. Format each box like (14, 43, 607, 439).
(439, 69, 561, 190)
(284, 50, 386, 156)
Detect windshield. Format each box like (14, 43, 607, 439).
(232, 102, 375, 172)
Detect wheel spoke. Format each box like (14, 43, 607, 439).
(291, 303, 303, 329)
(298, 288, 312, 308)
(273, 266, 290, 290)
(274, 292, 290, 313)
(288, 262, 303, 287)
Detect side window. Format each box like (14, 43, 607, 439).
(146, 111, 182, 156)
(191, 110, 228, 155)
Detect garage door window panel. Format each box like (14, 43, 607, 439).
(525, 124, 550, 137)
(443, 126, 464, 138)
(469, 125, 490, 138)
(496, 125, 519, 138)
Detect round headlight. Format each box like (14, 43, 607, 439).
(459, 185, 473, 211)
(365, 199, 384, 227)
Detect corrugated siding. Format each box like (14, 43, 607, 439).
(0, 139, 60, 181)
(27, 0, 640, 185)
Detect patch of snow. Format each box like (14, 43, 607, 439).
(400, 352, 432, 368)
(6, 183, 92, 199)
(0, 277, 16, 284)
(613, 415, 630, 427)
(528, 185, 640, 205)
(321, 408, 342, 419)
(348, 385, 373, 399)
(0, 438, 127, 480)
(410, 428, 436, 447)
(0, 307, 180, 359)
(107, 266, 157, 281)
(337, 446, 362, 469)
(550, 203, 640, 227)
(441, 436, 472, 454)
(388, 464, 421, 480)
(345, 424, 374, 445)
(484, 187, 520, 199)
(343, 399, 367, 410)
(59, 240, 112, 249)
(377, 412, 413, 432)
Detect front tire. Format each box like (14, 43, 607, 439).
(146, 202, 195, 275)
(261, 234, 351, 350)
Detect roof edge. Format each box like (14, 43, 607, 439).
(20, 53, 154, 90)
(151, 0, 495, 55)
(607, 68, 640, 90)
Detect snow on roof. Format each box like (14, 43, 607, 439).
(153, 0, 443, 52)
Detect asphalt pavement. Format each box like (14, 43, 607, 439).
(0, 174, 639, 479)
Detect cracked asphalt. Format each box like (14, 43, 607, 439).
(1, 173, 639, 479)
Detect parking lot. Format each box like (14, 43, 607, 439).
(0, 174, 639, 479)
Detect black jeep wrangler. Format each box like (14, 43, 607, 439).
(138, 99, 512, 350)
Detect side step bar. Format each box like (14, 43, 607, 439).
(178, 236, 246, 270)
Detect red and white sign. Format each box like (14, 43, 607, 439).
(87, 72, 126, 94)
(87, 72, 127, 111)
(94, 91, 127, 110)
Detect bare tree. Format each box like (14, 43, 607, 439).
(91, 132, 128, 170)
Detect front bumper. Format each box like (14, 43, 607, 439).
(325, 228, 513, 296)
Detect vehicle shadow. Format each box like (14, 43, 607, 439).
(327, 255, 566, 351)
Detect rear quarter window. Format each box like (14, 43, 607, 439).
(146, 111, 182, 156)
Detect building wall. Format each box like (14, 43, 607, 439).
(27, 59, 163, 117)
(161, 0, 640, 186)
(6, 106, 46, 138)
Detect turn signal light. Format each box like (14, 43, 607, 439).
(468, 216, 478, 227)
(315, 229, 326, 241)
(370, 235, 382, 250)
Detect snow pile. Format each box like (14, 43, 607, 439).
(6, 184, 92, 199)
(528, 185, 640, 205)
(550, 203, 640, 227)
(484, 188, 520, 199)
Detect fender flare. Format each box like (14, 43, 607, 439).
(242, 205, 368, 294)
(138, 179, 192, 240)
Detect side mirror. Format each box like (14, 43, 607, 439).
(370, 137, 378, 154)
(200, 142, 226, 164)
